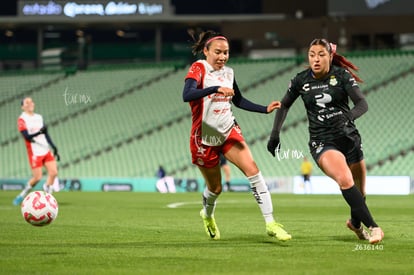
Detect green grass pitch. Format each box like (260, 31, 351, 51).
(0, 192, 413, 274)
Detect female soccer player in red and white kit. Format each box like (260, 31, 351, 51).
(182, 30, 291, 241)
(13, 97, 60, 205)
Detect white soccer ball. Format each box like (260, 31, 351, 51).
(21, 191, 59, 226)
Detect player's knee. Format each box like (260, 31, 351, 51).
(335, 174, 353, 189)
(48, 169, 58, 178)
(243, 162, 259, 177)
(210, 184, 222, 195)
(32, 174, 42, 183)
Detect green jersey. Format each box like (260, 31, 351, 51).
(286, 65, 361, 141)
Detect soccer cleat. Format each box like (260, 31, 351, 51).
(346, 219, 369, 240)
(199, 209, 220, 240)
(13, 195, 24, 206)
(266, 221, 292, 241)
(369, 227, 384, 244)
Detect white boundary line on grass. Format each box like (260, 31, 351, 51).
(167, 200, 240, 208)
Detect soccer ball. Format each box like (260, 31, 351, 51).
(21, 191, 59, 226)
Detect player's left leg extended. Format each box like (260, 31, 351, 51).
(225, 141, 291, 241)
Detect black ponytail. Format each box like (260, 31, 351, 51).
(189, 30, 224, 56)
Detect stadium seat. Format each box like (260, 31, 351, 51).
(2, 53, 414, 180)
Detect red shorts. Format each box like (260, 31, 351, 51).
(190, 125, 244, 168)
(28, 151, 55, 169)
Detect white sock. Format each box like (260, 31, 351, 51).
(19, 182, 32, 197)
(47, 184, 54, 194)
(202, 188, 218, 218)
(248, 171, 275, 223)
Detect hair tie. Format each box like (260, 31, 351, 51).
(330, 43, 337, 54)
(205, 36, 227, 47)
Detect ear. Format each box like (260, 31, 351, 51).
(203, 46, 208, 57)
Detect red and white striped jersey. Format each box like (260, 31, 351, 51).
(18, 112, 50, 156)
(185, 60, 236, 146)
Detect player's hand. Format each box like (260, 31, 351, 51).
(53, 148, 60, 162)
(267, 136, 281, 157)
(39, 126, 48, 134)
(217, 87, 234, 97)
(267, 101, 281, 113)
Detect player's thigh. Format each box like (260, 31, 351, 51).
(31, 167, 43, 182)
(44, 160, 58, 177)
(224, 141, 258, 177)
(318, 149, 354, 189)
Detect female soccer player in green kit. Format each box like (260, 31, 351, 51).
(267, 39, 383, 244)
